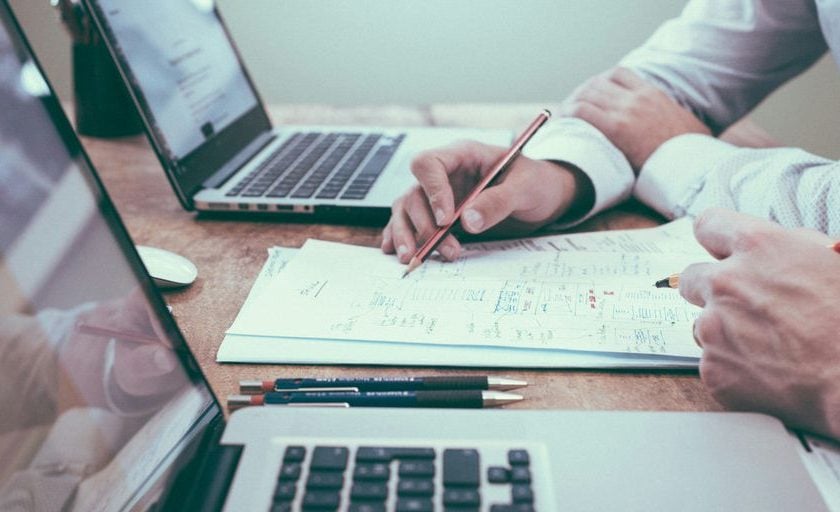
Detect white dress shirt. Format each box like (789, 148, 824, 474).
(522, 0, 840, 236)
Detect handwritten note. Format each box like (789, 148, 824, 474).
(228, 220, 712, 357)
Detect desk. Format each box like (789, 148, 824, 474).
(79, 104, 723, 413)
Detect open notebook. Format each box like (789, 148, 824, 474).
(218, 219, 712, 368)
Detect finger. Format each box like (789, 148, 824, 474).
(608, 67, 648, 89)
(381, 222, 395, 254)
(411, 143, 500, 226)
(693, 311, 725, 351)
(388, 203, 419, 263)
(678, 261, 716, 307)
(692, 208, 777, 259)
(404, 191, 462, 260)
(576, 77, 630, 109)
(558, 100, 613, 133)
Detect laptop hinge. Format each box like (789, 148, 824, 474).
(202, 131, 276, 189)
(157, 415, 244, 512)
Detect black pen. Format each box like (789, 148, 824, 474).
(239, 376, 528, 394)
(227, 390, 523, 409)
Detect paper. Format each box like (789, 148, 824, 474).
(227, 219, 712, 358)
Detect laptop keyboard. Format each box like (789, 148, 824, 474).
(225, 131, 405, 201)
(270, 445, 538, 511)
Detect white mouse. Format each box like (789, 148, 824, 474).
(136, 245, 198, 289)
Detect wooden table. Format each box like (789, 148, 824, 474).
(79, 104, 723, 413)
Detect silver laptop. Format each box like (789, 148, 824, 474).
(81, 0, 511, 221)
(1, 6, 833, 510)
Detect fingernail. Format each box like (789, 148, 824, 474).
(441, 245, 457, 260)
(397, 245, 410, 258)
(434, 208, 446, 225)
(462, 209, 484, 231)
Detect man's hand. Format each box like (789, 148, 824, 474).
(679, 208, 840, 439)
(560, 67, 711, 170)
(382, 141, 590, 263)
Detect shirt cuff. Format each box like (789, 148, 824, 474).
(522, 117, 634, 228)
(635, 133, 741, 219)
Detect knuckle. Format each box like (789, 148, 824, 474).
(707, 270, 736, 297)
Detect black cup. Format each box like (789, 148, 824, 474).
(72, 39, 143, 138)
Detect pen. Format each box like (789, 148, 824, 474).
(402, 109, 552, 278)
(239, 376, 528, 394)
(75, 321, 163, 345)
(654, 241, 840, 288)
(227, 390, 523, 409)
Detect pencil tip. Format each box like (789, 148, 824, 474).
(654, 278, 669, 288)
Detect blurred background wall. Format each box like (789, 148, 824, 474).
(9, 0, 839, 157)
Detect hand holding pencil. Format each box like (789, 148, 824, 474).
(663, 208, 840, 440)
(382, 110, 592, 268)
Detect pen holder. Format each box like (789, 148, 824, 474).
(72, 38, 143, 138)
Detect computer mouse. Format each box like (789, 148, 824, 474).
(136, 245, 198, 289)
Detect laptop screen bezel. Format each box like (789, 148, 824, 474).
(82, 0, 275, 209)
(0, 2, 227, 507)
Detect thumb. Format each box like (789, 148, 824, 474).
(460, 185, 517, 234)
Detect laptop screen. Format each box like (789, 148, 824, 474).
(91, 0, 259, 161)
(0, 5, 216, 511)
(85, 0, 273, 203)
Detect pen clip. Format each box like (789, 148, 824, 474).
(279, 402, 351, 408)
(274, 386, 360, 393)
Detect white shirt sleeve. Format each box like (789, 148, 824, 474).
(620, 0, 827, 134)
(637, 134, 840, 236)
(522, 117, 634, 228)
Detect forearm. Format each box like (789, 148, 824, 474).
(635, 134, 840, 236)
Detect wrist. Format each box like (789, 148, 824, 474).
(551, 161, 595, 223)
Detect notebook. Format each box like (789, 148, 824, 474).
(0, 4, 834, 510)
(81, 0, 511, 222)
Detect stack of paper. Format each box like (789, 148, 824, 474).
(217, 219, 714, 368)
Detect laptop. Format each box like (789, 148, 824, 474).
(80, 0, 511, 221)
(0, 5, 834, 511)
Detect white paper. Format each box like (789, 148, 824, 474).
(800, 435, 840, 511)
(227, 220, 711, 358)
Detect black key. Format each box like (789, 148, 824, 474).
(487, 466, 510, 483)
(511, 484, 534, 504)
(396, 498, 434, 512)
(443, 449, 480, 487)
(397, 478, 434, 497)
(349, 504, 386, 512)
(283, 445, 306, 463)
(353, 463, 390, 480)
(270, 503, 292, 512)
(278, 463, 301, 481)
(510, 466, 531, 484)
(350, 482, 388, 500)
(356, 447, 435, 462)
(310, 446, 349, 471)
(443, 488, 481, 507)
(302, 490, 341, 509)
(273, 482, 297, 501)
(508, 449, 530, 466)
(398, 460, 435, 478)
(489, 506, 535, 512)
(306, 472, 344, 489)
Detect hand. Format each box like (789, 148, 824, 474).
(679, 208, 840, 439)
(382, 141, 589, 263)
(58, 289, 184, 411)
(559, 67, 711, 170)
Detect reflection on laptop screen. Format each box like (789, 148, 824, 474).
(0, 8, 214, 511)
(93, 0, 259, 162)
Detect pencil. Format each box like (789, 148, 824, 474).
(75, 321, 163, 345)
(402, 109, 552, 278)
(653, 241, 840, 289)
